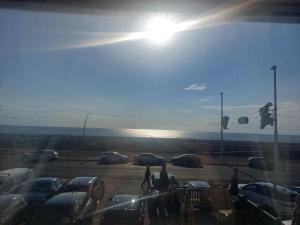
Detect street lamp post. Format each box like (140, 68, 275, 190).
(270, 65, 279, 172)
(82, 112, 92, 137)
(220, 92, 224, 163)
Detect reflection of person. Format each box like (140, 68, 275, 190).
(230, 168, 239, 201)
(141, 166, 151, 190)
(147, 187, 159, 223)
(292, 194, 300, 225)
(168, 176, 180, 219)
(159, 163, 169, 191)
(181, 192, 194, 225)
(168, 176, 179, 192)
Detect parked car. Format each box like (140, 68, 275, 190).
(183, 180, 210, 188)
(289, 186, 300, 194)
(101, 195, 144, 225)
(0, 168, 35, 194)
(62, 176, 104, 209)
(247, 157, 274, 170)
(0, 194, 28, 225)
(150, 172, 178, 190)
(30, 192, 93, 225)
(171, 154, 202, 167)
(23, 150, 59, 163)
(240, 182, 298, 218)
(133, 153, 166, 166)
(98, 151, 128, 164)
(9, 177, 66, 210)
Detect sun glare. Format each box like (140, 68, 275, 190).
(145, 17, 177, 44)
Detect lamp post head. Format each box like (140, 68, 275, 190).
(270, 65, 277, 71)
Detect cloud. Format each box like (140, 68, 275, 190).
(184, 83, 207, 91)
(198, 97, 212, 103)
(202, 104, 260, 110)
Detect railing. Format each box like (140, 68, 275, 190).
(176, 187, 209, 209)
(174, 187, 288, 225)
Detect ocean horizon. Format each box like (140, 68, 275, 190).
(1, 125, 300, 143)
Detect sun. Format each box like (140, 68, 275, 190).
(145, 17, 176, 44)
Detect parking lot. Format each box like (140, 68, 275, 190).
(1, 151, 300, 225)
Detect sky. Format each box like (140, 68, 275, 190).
(0, 8, 300, 134)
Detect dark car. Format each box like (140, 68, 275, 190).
(30, 192, 93, 225)
(101, 195, 144, 225)
(133, 153, 166, 166)
(0, 194, 28, 225)
(289, 186, 300, 194)
(247, 157, 274, 170)
(150, 172, 178, 190)
(62, 176, 104, 209)
(171, 154, 202, 167)
(9, 177, 66, 210)
(240, 182, 298, 218)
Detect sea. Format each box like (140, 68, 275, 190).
(0, 125, 300, 143)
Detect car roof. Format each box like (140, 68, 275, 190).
(188, 181, 210, 188)
(137, 153, 154, 156)
(68, 177, 96, 186)
(44, 192, 86, 207)
(179, 154, 199, 157)
(101, 151, 117, 154)
(137, 153, 163, 158)
(33, 177, 59, 184)
(251, 182, 298, 194)
(248, 157, 264, 160)
(109, 195, 140, 210)
(152, 172, 173, 179)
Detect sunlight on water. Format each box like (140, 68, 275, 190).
(123, 128, 182, 138)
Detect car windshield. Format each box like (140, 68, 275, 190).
(63, 185, 88, 192)
(29, 182, 52, 193)
(0, 1, 300, 225)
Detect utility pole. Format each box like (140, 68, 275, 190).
(220, 92, 224, 163)
(270, 65, 279, 172)
(82, 112, 92, 137)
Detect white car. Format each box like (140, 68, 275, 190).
(0, 168, 35, 194)
(184, 181, 210, 188)
(23, 150, 59, 163)
(98, 152, 128, 164)
(240, 182, 298, 218)
(247, 157, 274, 170)
(133, 153, 166, 166)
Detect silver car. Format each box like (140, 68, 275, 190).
(23, 150, 59, 163)
(98, 152, 128, 164)
(133, 153, 166, 166)
(240, 182, 298, 218)
(184, 181, 210, 188)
